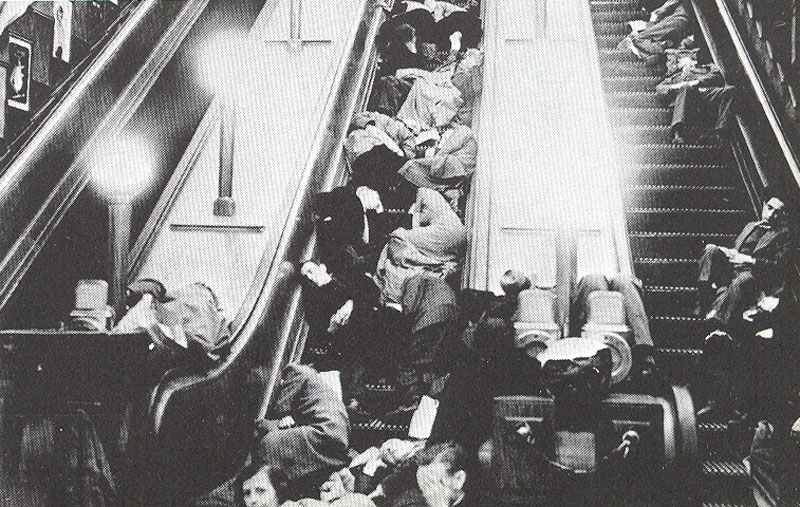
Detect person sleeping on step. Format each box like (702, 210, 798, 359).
(375, 188, 467, 306)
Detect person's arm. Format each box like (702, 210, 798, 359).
(428, 133, 478, 180)
(697, 67, 726, 88)
(655, 72, 681, 97)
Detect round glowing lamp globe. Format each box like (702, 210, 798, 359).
(91, 136, 154, 202)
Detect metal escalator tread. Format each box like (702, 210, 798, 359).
(703, 458, 749, 478)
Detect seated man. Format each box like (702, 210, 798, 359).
(618, 0, 692, 63)
(398, 124, 478, 197)
(254, 364, 350, 497)
(696, 189, 793, 418)
(387, 274, 459, 421)
(570, 274, 658, 384)
(696, 189, 792, 334)
(655, 50, 735, 144)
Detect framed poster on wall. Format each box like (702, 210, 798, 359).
(7, 35, 32, 112)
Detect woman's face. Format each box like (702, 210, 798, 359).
(242, 468, 279, 507)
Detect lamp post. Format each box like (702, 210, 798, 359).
(108, 197, 132, 320)
(214, 91, 236, 216)
(91, 137, 152, 320)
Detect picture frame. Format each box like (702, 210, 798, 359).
(7, 34, 32, 112)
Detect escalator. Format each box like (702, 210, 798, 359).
(590, 0, 800, 505)
(0, 0, 267, 329)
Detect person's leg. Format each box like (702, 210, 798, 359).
(711, 271, 756, 330)
(570, 274, 609, 337)
(670, 85, 702, 143)
(395, 323, 450, 411)
(704, 85, 736, 135)
(697, 244, 734, 314)
(608, 275, 654, 347)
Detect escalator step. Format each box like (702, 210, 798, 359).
(609, 107, 672, 125)
(625, 184, 744, 209)
(594, 21, 633, 37)
(603, 76, 661, 92)
(598, 48, 643, 63)
(601, 62, 666, 77)
(651, 317, 706, 347)
(629, 231, 737, 257)
(625, 163, 736, 185)
(618, 144, 727, 165)
(592, 11, 641, 22)
(634, 257, 697, 285)
(625, 208, 749, 233)
(606, 91, 663, 108)
(703, 458, 749, 478)
(590, 2, 638, 13)
(644, 285, 698, 318)
(616, 125, 673, 144)
(597, 34, 625, 48)
(351, 419, 410, 451)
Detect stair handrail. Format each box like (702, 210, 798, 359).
(713, 0, 800, 189)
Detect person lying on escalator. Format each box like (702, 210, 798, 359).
(380, 23, 428, 78)
(375, 188, 467, 306)
(114, 279, 232, 367)
(383, 1, 482, 53)
(655, 49, 735, 144)
(569, 273, 659, 389)
(398, 124, 477, 199)
(617, 0, 692, 64)
(428, 271, 539, 455)
(299, 260, 406, 417)
(312, 185, 394, 279)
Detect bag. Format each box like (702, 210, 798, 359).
(538, 338, 612, 406)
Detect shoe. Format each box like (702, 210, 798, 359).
(696, 399, 725, 421)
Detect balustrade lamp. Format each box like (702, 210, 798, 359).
(91, 137, 153, 320)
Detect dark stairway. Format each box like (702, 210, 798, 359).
(590, 1, 755, 505)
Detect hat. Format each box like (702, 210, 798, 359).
(69, 279, 114, 331)
(414, 129, 440, 145)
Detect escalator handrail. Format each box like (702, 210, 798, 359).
(711, 0, 800, 189)
(692, 0, 800, 297)
(148, 0, 387, 435)
(0, 0, 141, 170)
(0, 0, 208, 313)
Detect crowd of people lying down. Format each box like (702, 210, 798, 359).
(40, 1, 799, 504)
